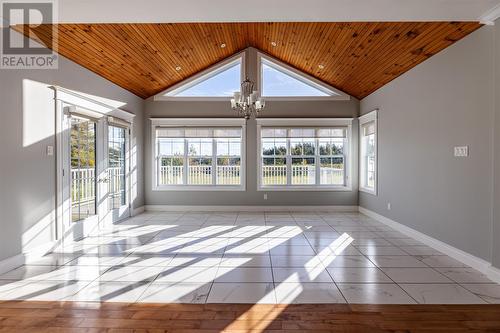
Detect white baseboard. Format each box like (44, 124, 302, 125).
(0, 253, 25, 275)
(0, 241, 56, 275)
(132, 205, 145, 216)
(359, 206, 500, 284)
(145, 205, 359, 212)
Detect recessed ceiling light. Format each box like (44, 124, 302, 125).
(220, 43, 226, 48)
(175, 66, 181, 71)
(318, 64, 325, 69)
(271, 41, 277, 47)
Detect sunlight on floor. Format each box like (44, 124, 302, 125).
(0, 211, 497, 310)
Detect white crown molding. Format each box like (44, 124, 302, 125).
(55, 0, 499, 23)
(359, 206, 500, 284)
(479, 3, 500, 25)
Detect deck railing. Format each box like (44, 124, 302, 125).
(262, 165, 344, 185)
(71, 168, 96, 204)
(159, 165, 242, 185)
(71, 167, 122, 205)
(159, 165, 343, 186)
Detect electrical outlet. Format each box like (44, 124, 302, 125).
(387, 202, 391, 211)
(454, 146, 469, 157)
(264, 193, 268, 200)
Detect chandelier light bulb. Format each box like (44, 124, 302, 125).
(231, 78, 265, 119)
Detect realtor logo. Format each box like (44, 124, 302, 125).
(1, 0, 58, 69)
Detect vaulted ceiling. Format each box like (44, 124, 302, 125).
(17, 22, 481, 99)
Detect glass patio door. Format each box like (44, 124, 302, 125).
(70, 116, 98, 223)
(65, 111, 130, 229)
(106, 124, 130, 220)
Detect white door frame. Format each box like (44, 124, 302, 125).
(104, 120, 132, 224)
(53, 86, 135, 242)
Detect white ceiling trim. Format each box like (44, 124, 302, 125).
(479, 3, 500, 24)
(54, 0, 500, 23)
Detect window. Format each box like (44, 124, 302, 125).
(359, 110, 377, 195)
(152, 119, 245, 190)
(258, 119, 352, 190)
(159, 55, 243, 99)
(259, 55, 348, 99)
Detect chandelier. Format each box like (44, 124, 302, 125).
(230, 78, 265, 119)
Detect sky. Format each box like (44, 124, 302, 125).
(172, 60, 332, 97)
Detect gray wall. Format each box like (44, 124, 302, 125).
(493, 19, 500, 269)
(0, 31, 144, 262)
(144, 48, 360, 206)
(359, 26, 495, 262)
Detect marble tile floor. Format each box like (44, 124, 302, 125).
(0, 211, 499, 304)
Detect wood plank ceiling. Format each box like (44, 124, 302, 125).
(17, 22, 481, 99)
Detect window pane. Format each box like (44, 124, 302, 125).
(188, 140, 200, 156)
(262, 62, 331, 97)
(262, 157, 286, 185)
(318, 128, 346, 138)
(262, 139, 286, 156)
(217, 157, 241, 185)
(261, 128, 287, 138)
(275, 139, 287, 156)
(218, 138, 241, 157)
(200, 139, 212, 156)
(290, 139, 302, 155)
(172, 60, 241, 97)
(291, 158, 315, 185)
(303, 139, 315, 155)
(262, 140, 275, 155)
(158, 140, 171, 155)
(363, 121, 376, 136)
(188, 158, 212, 185)
(217, 139, 229, 156)
(319, 138, 344, 155)
(160, 157, 184, 185)
(319, 139, 332, 155)
(229, 139, 241, 156)
(172, 139, 184, 155)
(216, 137, 241, 185)
(320, 157, 344, 185)
(363, 133, 376, 189)
(291, 139, 315, 156)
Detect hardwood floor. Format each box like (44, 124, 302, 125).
(0, 301, 499, 332)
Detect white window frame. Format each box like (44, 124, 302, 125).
(154, 52, 246, 101)
(358, 109, 378, 195)
(151, 118, 246, 191)
(256, 118, 353, 191)
(257, 52, 350, 101)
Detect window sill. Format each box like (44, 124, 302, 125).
(257, 185, 352, 192)
(359, 186, 377, 195)
(153, 185, 245, 192)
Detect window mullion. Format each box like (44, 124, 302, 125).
(344, 137, 348, 186)
(183, 139, 188, 185)
(286, 137, 291, 185)
(212, 138, 217, 185)
(156, 139, 160, 187)
(315, 138, 320, 185)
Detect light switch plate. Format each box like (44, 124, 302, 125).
(454, 146, 469, 157)
(46, 145, 54, 156)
